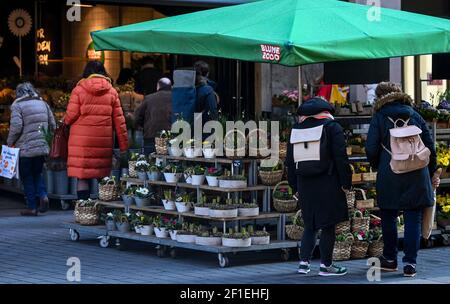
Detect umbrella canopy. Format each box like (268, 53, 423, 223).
(91, 0, 450, 66)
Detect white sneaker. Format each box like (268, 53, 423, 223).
(298, 261, 311, 274)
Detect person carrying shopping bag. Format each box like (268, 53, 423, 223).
(286, 97, 352, 276)
(365, 82, 439, 277)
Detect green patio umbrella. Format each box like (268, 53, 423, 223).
(91, 0, 450, 66)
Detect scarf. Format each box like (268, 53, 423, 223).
(299, 111, 334, 123)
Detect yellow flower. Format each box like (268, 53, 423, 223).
(442, 205, 450, 213)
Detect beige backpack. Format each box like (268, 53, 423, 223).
(382, 117, 430, 174)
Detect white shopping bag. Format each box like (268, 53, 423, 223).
(0, 145, 20, 179)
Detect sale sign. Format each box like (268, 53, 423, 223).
(0, 145, 20, 179)
(261, 44, 281, 62)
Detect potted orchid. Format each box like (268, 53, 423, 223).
(163, 163, 183, 183)
(134, 187, 151, 207)
(202, 140, 216, 159)
(175, 193, 193, 213)
(162, 190, 176, 210)
(205, 167, 222, 187)
(195, 227, 223, 246)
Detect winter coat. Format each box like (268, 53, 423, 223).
(134, 89, 172, 139)
(7, 96, 56, 158)
(64, 74, 128, 179)
(365, 92, 436, 210)
(195, 81, 218, 123)
(286, 98, 351, 230)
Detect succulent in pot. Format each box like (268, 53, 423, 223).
(195, 227, 223, 246)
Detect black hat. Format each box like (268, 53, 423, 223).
(297, 96, 335, 116)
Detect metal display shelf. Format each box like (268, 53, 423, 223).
(149, 153, 253, 164)
(61, 222, 108, 243)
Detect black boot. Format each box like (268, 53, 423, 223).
(77, 190, 90, 200)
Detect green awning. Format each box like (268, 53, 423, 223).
(91, 0, 450, 66)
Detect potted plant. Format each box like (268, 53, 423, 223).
(367, 226, 383, 257)
(153, 215, 169, 238)
(167, 218, 182, 240)
(218, 172, 247, 189)
(135, 159, 150, 180)
(139, 214, 154, 236)
(194, 196, 211, 216)
(183, 139, 202, 158)
(202, 140, 216, 159)
(176, 223, 199, 243)
(258, 159, 284, 186)
(114, 211, 131, 233)
(238, 199, 260, 217)
(195, 227, 222, 246)
(147, 163, 161, 181)
(130, 211, 144, 233)
(222, 226, 251, 247)
(134, 187, 151, 207)
(248, 225, 270, 245)
(163, 163, 183, 183)
(205, 167, 222, 187)
(169, 137, 183, 157)
(191, 165, 206, 185)
(209, 199, 238, 218)
(101, 211, 116, 231)
(122, 185, 136, 206)
(162, 190, 176, 210)
(175, 193, 193, 213)
(437, 194, 450, 228)
(183, 166, 194, 184)
(350, 230, 370, 259)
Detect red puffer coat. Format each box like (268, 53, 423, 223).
(64, 74, 128, 179)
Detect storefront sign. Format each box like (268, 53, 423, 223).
(260, 44, 281, 62)
(86, 41, 105, 63)
(37, 28, 52, 65)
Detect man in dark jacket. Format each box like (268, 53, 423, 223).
(135, 57, 162, 96)
(135, 78, 172, 154)
(286, 97, 352, 277)
(194, 61, 218, 125)
(366, 82, 439, 277)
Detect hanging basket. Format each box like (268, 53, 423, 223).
(350, 240, 369, 259)
(247, 128, 269, 158)
(354, 188, 375, 209)
(74, 202, 99, 225)
(279, 142, 288, 159)
(335, 220, 351, 235)
(259, 163, 284, 186)
(98, 180, 120, 201)
(333, 233, 354, 261)
(224, 129, 246, 159)
(272, 181, 297, 213)
(367, 239, 384, 257)
(351, 210, 370, 233)
(155, 136, 169, 155)
(128, 161, 137, 178)
(285, 210, 304, 240)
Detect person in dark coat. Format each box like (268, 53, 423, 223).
(194, 61, 218, 124)
(366, 82, 439, 277)
(286, 97, 352, 276)
(135, 57, 162, 96)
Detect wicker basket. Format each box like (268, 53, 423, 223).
(350, 240, 369, 259)
(335, 220, 351, 235)
(272, 181, 298, 213)
(279, 142, 287, 159)
(128, 161, 137, 178)
(224, 129, 247, 159)
(333, 234, 354, 261)
(99, 179, 120, 201)
(362, 168, 377, 182)
(351, 210, 370, 233)
(286, 210, 304, 240)
(346, 146, 352, 156)
(350, 145, 366, 154)
(259, 162, 284, 186)
(247, 128, 268, 158)
(354, 188, 375, 209)
(350, 164, 362, 183)
(155, 137, 169, 155)
(367, 239, 384, 257)
(345, 189, 356, 209)
(74, 202, 99, 225)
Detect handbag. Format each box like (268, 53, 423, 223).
(49, 124, 69, 160)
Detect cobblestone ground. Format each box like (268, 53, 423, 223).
(1, 195, 449, 284)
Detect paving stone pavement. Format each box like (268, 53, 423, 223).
(1, 207, 449, 284)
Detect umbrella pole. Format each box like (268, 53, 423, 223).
(236, 60, 242, 119)
(297, 66, 303, 106)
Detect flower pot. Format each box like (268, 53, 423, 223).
(43, 169, 54, 194)
(162, 199, 176, 210)
(54, 170, 69, 195)
(137, 171, 148, 181)
(169, 230, 178, 240)
(140, 225, 154, 236)
(106, 220, 116, 231)
(175, 201, 192, 213)
(147, 171, 160, 181)
(251, 235, 270, 245)
(135, 197, 151, 207)
(238, 207, 260, 217)
(134, 225, 142, 234)
(183, 147, 196, 158)
(222, 237, 251, 247)
(209, 208, 238, 218)
(169, 146, 182, 157)
(194, 148, 203, 157)
(203, 148, 216, 159)
(164, 172, 181, 183)
(205, 176, 219, 187)
(154, 227, 169, 238)
(176, 234, 196, 243)
(191, 175, 205, 186)
(195, 236, 222, 246)
(122, 194, 135, 206)
(218, 179, 247, 189)
(116, 222, 130, 233)
(194, 206, 210, 216)
(184, 173, 192, 184)
(69, 177, 78, 196)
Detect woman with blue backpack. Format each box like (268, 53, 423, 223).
(287, 97, 352, 276)
(366, 82, 439, 277)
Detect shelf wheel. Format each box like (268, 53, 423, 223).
(442, 235, 450, 246)
(218, 253, 230, 268)
(99, 235, 110, 248)
(69, 229, 79, 242)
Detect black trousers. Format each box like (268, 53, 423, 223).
(300, 225, 336, 266)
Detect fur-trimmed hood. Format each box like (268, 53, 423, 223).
(374, 91, 413, 112)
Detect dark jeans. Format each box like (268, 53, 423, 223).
(300, 225, 336, 266)
(144, 138, 156, 155)
(19, 156, 45, 210)
(380, 208, 422, 265)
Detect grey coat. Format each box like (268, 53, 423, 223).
(7, 96, 56, 158)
